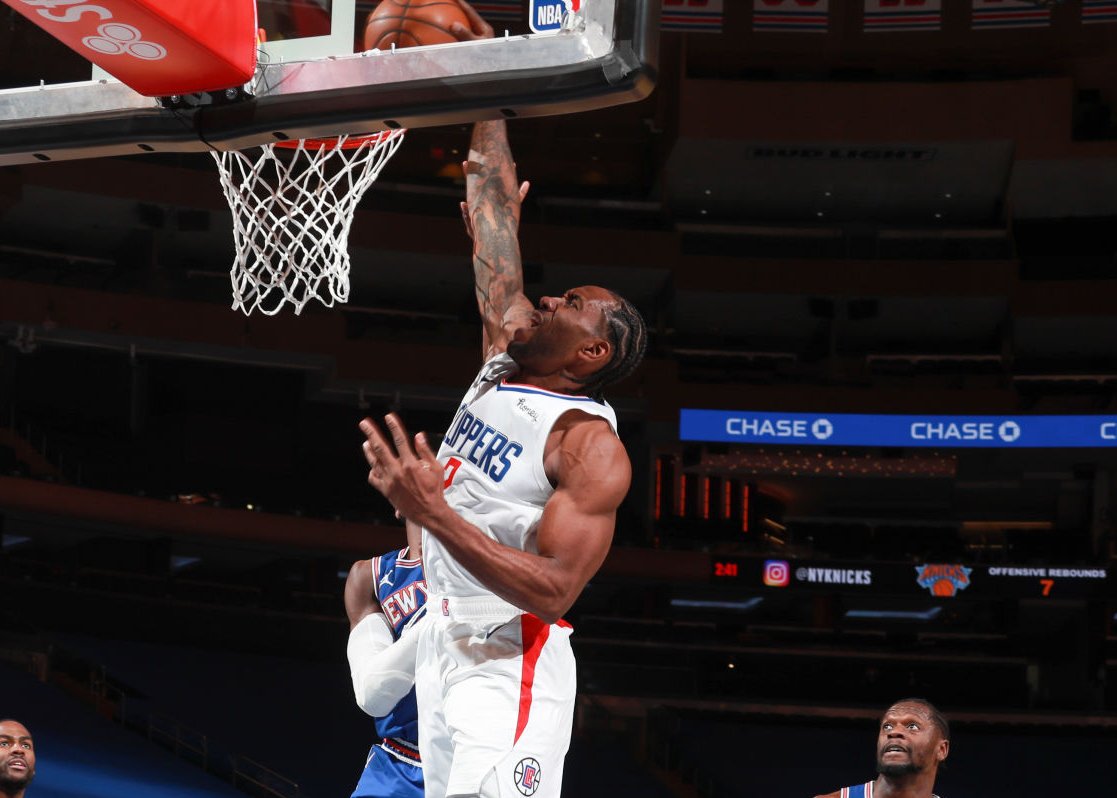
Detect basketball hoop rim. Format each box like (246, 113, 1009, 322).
(273, 130, 405, 151)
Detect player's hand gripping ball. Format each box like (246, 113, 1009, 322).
(363, 0, 472, 49)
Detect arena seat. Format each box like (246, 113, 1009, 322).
(51, 633, 365, 798)
(0, 661, 244, 798)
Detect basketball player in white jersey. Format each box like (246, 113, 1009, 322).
(815, 699, 950, 798)
(358, 112, 647, 798)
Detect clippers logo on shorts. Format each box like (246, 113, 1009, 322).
(530, 0, 582, 32)
(443, 408, 524, 483)
(763, 559, 790, 587)
(915, 564, 972, 597)
(513, 757, 542, 796)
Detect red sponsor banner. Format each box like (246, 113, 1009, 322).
(2, 0, 257, 96)
(754, 0, 830, 32)
(864, 0, 941, 31)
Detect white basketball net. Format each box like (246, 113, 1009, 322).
(211, 130, 406, 315)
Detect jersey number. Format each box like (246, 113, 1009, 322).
(443, 457, 462, 489)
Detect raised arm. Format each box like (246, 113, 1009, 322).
(464, 120, 535, 360)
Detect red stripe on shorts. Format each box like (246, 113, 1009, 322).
(514, 613, 551, 744)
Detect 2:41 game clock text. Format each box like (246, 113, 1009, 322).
(713, 561, 739, 578)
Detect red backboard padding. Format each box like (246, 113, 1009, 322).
(2, 0, 257, 97)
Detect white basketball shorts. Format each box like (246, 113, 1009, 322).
(415, 595, 576, 798)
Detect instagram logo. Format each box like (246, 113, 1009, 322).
(763, 560, 790, 587)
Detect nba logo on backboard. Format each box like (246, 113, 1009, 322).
(530, 0, 583, 33)
(513, 757, 542, 796)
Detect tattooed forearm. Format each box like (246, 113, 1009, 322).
(465, 120, 533, 354)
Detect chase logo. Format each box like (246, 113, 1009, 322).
(811, 418, 833, 440)
(915, 564, 972, 597)
(513, 757, 542, 796)
(998, 420, 1021, 443)
(530, 0, 581, 33)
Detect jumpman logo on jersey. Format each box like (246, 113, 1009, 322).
(380, 571, 394, 589)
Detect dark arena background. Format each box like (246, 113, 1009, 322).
(2, 1, 1117, 796)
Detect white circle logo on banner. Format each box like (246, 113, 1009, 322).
(83, 23, 167, 60)
(998, 421, 1021, 443)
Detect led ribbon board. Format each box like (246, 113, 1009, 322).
(681, 410, 1117, 448)
(712, 556, 1112, 599)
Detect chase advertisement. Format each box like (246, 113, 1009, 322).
(680, 409, 1117, 448)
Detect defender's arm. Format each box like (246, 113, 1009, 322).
(343, 558, 420, 717)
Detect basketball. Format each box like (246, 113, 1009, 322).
(931, 579, 954, 597)
(363, 0, 471, 50)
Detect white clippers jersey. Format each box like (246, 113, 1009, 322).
(424, 353, 618, 599)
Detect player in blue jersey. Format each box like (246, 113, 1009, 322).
(344, 520, 428, 798)
(815, 698, 950, 798)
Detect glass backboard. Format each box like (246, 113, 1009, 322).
(0, 0, 657, 167)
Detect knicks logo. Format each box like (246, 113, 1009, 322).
(381, 582, 428, 626)
(513, 757, 542, 796)
(915, 564, 972, 597)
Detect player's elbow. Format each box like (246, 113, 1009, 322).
(533, 607, 564, 625)
(352, 663, 416, 718)
(532, 584, 579, 625)
(353, 680, 396, 718)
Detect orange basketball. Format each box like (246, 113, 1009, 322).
(363, 0, 470, 50)
(931, 579, 955, 597)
